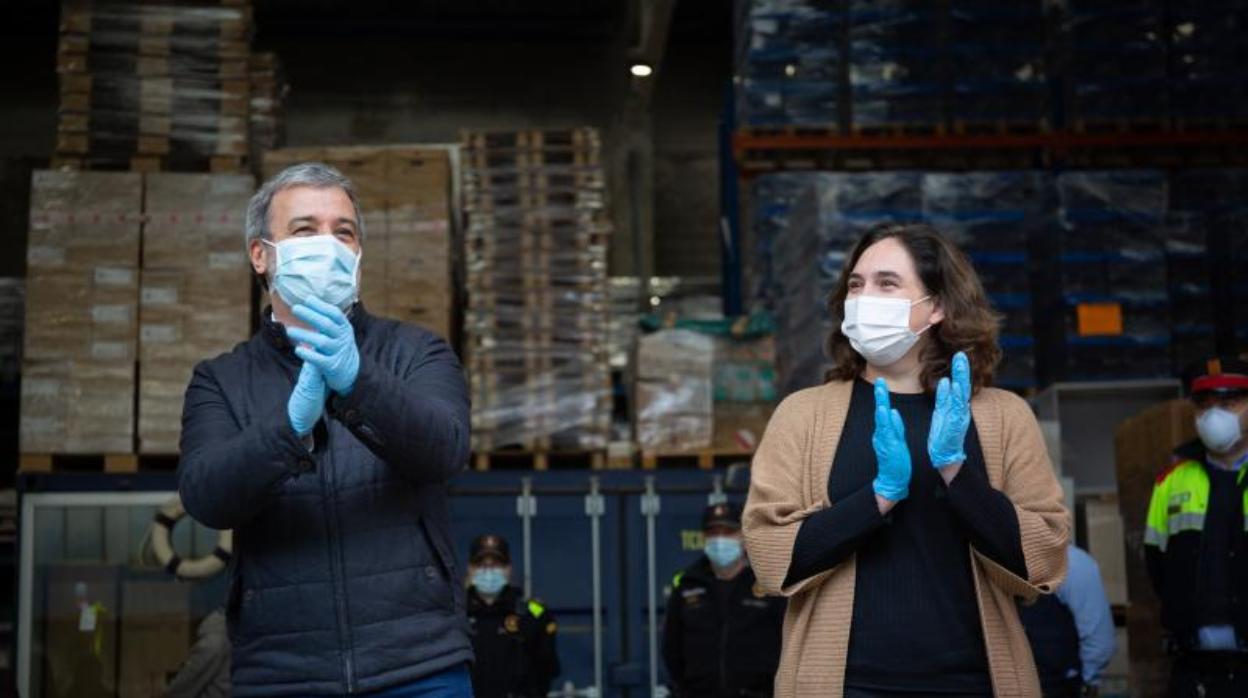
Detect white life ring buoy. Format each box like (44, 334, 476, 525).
(150, 496, 233, 580)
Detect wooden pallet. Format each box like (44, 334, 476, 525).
(19, 453, 179, 474)
(1072, 118, 1170, 135)
(461, 128, 601, 153)
(741, 124, 844, 139)
(1172, 117, 1248, 133)
(472, 449, 607, 471)
(50, 153, 247, 174)
(849, 121, 947, 138)
(640, 449, 756, 470)
(949, 118, 1051, 136)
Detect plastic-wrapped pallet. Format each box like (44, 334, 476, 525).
(947, 1, 1048, 129)
(770, 175, 834, 395)
(138, 173, 253, 453)
(263, 146, 458, 344)
(55, 1, 254, 170)
(1166, 2, 1248, 126)
(848, 0, 945, 130)
(1061, 0, 1167, 128)
(462, 128, 612, 452)
(636, 329, 715, 452)
(735, 0, 846, 128)
(1168, 169, 1248, 368)
(924, 171, 1053, 389)
(248, 52, 287, 164)
(1056, 170, 1170, 380)
(21, 171, 141, 453)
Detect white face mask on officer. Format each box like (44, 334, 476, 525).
(1196, 407, 1244, 454)
(841, 295, 934, 366)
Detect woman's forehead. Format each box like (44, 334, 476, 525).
(853, 237, 916, 277)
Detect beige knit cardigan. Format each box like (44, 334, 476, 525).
(743, 380, 1071, 697)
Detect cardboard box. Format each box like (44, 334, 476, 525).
(1084, 496, 1128, 606)
(636, 330, 714, 452)
(138, 173, 253, 453)
(1114, 399, 1196, 698)
(21, 171, 141, 453)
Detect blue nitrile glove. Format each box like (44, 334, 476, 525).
(288, 361, 327, 436)
(872, 378, 912, 502)
(287, 295, 360, 396)
(928, 351, 972, 468)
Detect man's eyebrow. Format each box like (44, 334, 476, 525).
(287, 216, 316, 229)
(335, 218, 358, 229)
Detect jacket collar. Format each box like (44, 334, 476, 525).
(260, 302, 370, 356)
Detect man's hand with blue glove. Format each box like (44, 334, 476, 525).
(286, 296, 360, 397)
(928, 351, 973, 484)
(288, 361, 327, 437)
(872, 378, 912, 514)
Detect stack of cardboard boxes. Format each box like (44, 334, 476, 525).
(55, 1, 254, 172)
(138, 173, 253, 453)
(20, 170, 254, 457)
(21, 171, 142, 454)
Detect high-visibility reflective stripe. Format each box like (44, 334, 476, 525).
(1167, 512, 1206, 536)
(1144, 525, 1169, 551)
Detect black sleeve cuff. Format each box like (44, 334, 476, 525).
(784, 485, 886, 587)
(946, 463, 1028, 578)
(327, 355, 387, 446)
(261, 401, 317, 475)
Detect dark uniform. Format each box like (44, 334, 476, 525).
(1144, 357, 1248, 697)
(466, 535, 560, 698)
(662, 503, 785, 698)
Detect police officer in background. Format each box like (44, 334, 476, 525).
(465, 534, 560, 698)
(662, 503, 785, 698)
(1145, 356, 1248, 697)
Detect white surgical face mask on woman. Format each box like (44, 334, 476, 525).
(841, 294, 933, 366)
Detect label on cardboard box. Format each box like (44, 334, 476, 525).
(141, 286, 178, 306)
(23, 378, 60, 397)
(141, 324, 179, 344)
(27, 246, 65, 267)
(91, 304, 132, 325)
(94, 267, 135, 288)
(91, 341, 129, 361)
(22, 416, 61, 435)
(208, 251, 245, 270)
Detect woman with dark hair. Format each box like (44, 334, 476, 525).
(743, 223, 1070, 697)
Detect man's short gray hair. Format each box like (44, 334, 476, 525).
(244, 162, 366, 247)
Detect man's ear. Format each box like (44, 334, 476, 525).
(249, 238, 268, 276)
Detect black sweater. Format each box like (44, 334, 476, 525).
(785, 378, 1028, 693)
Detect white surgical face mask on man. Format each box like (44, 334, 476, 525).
(1196, 407, 1244, 455)
(263, 235, 361, 311)
(841, 294, 934, 366)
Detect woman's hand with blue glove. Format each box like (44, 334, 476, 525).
(286, 296, 360, 397)
(288, 361, 327, 436)
(928, 351, 972, 483)
(872, 378, 912, 512)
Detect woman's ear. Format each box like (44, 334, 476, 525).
(928, 296, 945, 326)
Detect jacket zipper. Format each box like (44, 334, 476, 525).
(321, 440, 357, 692)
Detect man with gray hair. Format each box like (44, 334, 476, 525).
(178, 162, 474, 696)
